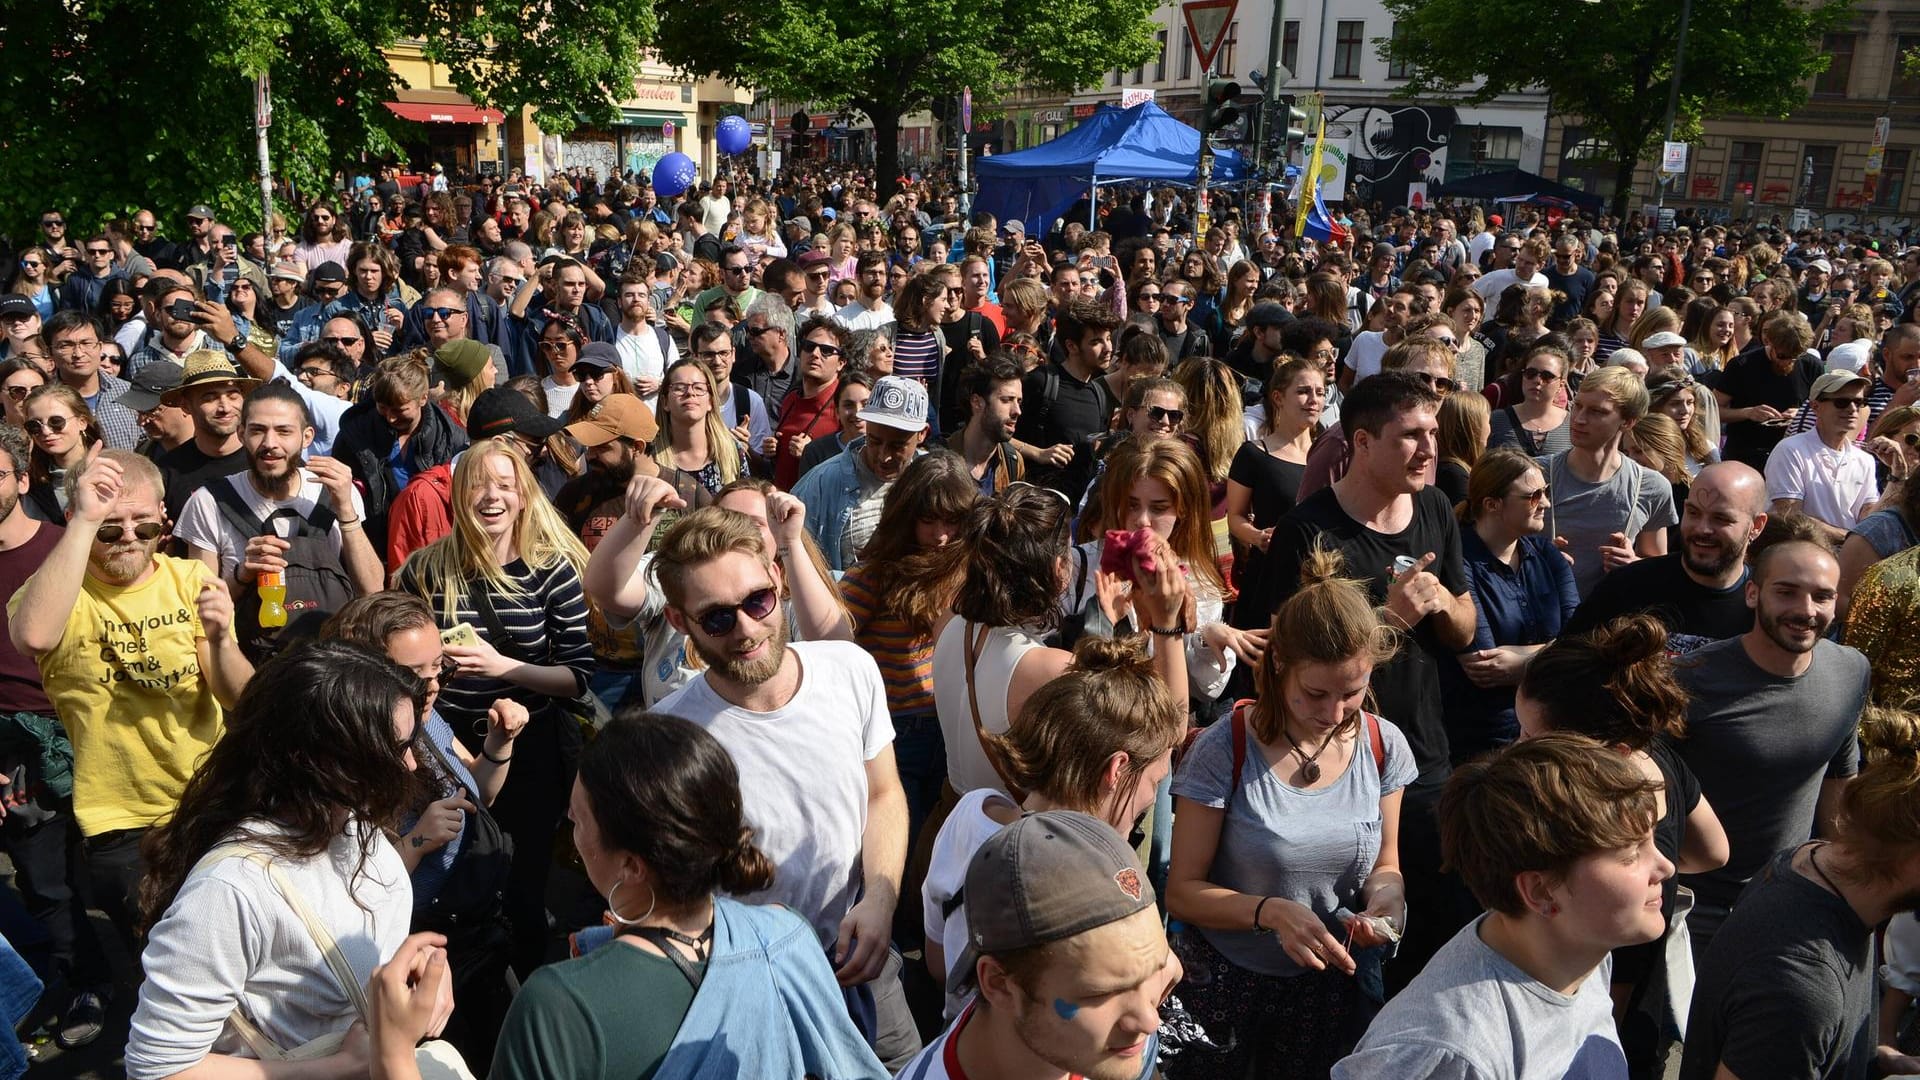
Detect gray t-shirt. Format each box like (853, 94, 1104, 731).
(1334, 915, 1627, 1079)
(1679, 849, 1875, 1080)
(1539, 451, 1677, 599)
(1673, 637, 1866, 931)
(1170, 711, 1415, 976)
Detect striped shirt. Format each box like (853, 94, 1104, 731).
(839, 564, 937, 714)
(893, 329, 943, 382)
(397, 557, 594, 734)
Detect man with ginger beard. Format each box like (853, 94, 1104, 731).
(172, 383, 383, 609)
(8, 450, 251, 978)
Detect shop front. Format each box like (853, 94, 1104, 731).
(383, 92, 506, 176)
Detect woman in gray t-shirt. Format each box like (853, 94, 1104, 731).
(1164, 547, 1417, 1078)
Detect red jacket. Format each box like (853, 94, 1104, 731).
(385, 463, 454, 575)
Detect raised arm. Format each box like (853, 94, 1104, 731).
(582, 475, 683, 621)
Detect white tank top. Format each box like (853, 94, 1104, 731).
(931, 618, 1045, 795)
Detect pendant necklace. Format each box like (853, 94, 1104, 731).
(1282, 726, 1338, 783)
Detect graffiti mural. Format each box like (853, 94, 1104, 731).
(1325, 105, 1459, 207)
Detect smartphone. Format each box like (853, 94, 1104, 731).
(168, 298, 197, 321)
(440, 622, 481, 648)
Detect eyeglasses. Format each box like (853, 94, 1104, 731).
(693, 348, 733, 361)
(1137, 292, 1163, 303)
(667, 382, 710, 397)
(1143, 405, 1184, 426)
(94, 521, 164, 543)
(3, 385, 34, 400)
(1522, 368, 1561, 382)
(800, 340, 843, 357)
(24, 416, 72, 436)
(1509, 486, 1551, 505)
(51, 339, 99, 353)
(1413, 372, 1457, 394)
(297, 365, 336, 381)
(320, 335, 361, 348)
(1821, 396, 1869, 411)
(538, 340, 576, 353)
(421, 306, 463, 321)
(692, 585, 779, 637)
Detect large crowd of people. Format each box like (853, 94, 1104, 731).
(0, 161, 1918, 1079)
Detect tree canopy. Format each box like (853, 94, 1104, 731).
(0, 0, 653, 235)
(651, 0, 1162, 196)
(1379, 0, 1855, 216)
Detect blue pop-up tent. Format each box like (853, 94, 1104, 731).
(975, 101, 1249, 237)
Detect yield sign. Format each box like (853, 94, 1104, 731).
(1182, 0, 1239, 76)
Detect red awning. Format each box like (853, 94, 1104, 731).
(385, 101, 504, 125)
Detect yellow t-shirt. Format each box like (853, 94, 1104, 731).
(7, 555, 226, 836)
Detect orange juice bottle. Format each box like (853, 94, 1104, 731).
(258, 570, 288, 628)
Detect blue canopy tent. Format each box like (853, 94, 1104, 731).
(975, 102, 1249, 237)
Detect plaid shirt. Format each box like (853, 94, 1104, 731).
(77, 370, 143, 450)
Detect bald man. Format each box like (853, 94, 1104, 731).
(1563, 461, 1768, 652)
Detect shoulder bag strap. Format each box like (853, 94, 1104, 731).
(469, 581, 536, 665)
(210, 475, 269, 542)
(1365, 712, 1384, 778)
(197, 845, 372, 1027)
(1226, 700, 1250, 813)
(964, 622, 1029, 802)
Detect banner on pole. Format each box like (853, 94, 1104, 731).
(1295, 114, 1327, 238)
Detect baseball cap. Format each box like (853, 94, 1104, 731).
(1247, 301, 1292, 328)
(566, 394, 659, 446)
(0, 294, 34, 319)
(310, 261, 348, 284)
(572, 341, 621, 374)
(467, 386, 564, 442)
(820, 207, 838, 221)
(1641, 331, 1688, 350)
(653, 252, 680, 275)
(123, 254, 157, 280)
(949, 810, 1155, 996)
(798, 249, 832, 269)
(1826, 340, 1874, 375)
(1809, 258, 1834, 274)
(857, 376, 929, 433)
(434, 339, 493, 389)
(1811, 369, 1871, 399)
(186, 204, 217, 221)
(114, 359, 185, 413)
(1487, 214, 1503, 227)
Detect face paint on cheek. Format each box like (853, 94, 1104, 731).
(1053, 998, 1080, 1020)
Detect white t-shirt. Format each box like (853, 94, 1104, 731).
(1345, 330, 1390, 380)
(1467, 231, 1497, 266)
(836, 300, 896, 332)
(1763, 429, 1880, 532)
(895, 1001, 1159, 1080)
(1472, 267, 1548, 305)
(922, 788, 1019, 1020)
(272, 359, 350, 457)
(614, 324, 678, 411)
(541, 376, 581, 418)
(174, 470, 366, 585)
(653, 639, 894, 942)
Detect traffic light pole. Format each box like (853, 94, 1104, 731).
(1254, 0, 1285, 171)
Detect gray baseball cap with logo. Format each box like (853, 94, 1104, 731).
(857, 375, 929, 433)
(949, 810, 1156, 996)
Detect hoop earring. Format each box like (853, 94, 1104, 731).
(606, 877, 657, 927)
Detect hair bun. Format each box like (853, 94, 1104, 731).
(1862, 707, 1920, 759)
(1070, 633, 1150, 673)
(1596, 614, 1669, 666)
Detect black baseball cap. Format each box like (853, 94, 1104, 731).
(310, 261, 348, 284)
(114, 359, 185, 413)
(1247, 301, 1293, 328)
(467, 386, 563, 442)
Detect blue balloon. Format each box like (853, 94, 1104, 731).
(716, 114, 752, 156)
(652, 152, 697, 198)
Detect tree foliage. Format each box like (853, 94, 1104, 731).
(1379, 0, 1855, 216)
(651, 0, 1161, 196)
(0, 0, 653, 237)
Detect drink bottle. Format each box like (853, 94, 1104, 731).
(258, 571, 287, 628)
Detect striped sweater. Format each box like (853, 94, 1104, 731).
(839, 564, 937, 715)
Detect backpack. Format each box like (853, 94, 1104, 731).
(211, 479, 357, 664)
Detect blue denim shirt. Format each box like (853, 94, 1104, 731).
(1440, 529, 1580, 758)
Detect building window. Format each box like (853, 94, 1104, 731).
(1132, 62, 1145, 84)
(1111, 68, 1122, 88)
(1875, 148, 1911, 209)
(1218, 21, 1239, 78)
(1282, 21, 1300, 78)
(1803, 144, 1838, 205)
(1444, 125, 1523, 181)
(1895, 36, 1920, 100)
(1726, 140, 1764, 200)
(1154, 29, 1168, 82)
(1334, 21, 1364, 79)
(1179, 27, 1193, 80)
(1387, 22, 1409, 79)
(1814, 34, 1854, 96)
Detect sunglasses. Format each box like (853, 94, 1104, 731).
(4, 385, 35, 400)
(1413, 372, 1457, 394)
(1821, 396, 1869, 411)
(421, 306, 463, 321)
(1165, 295, 1194, 305)
(1510, 486, 1551, 505)
(1137, 292, 1163, 302)
(801, 340, 843, 357)
(1522, 368, 1561, 382)
(24, 416, 73, 436)
(95, 521, 164, 543)
(1902, 432, 1920, 448)
(320, 335, 361, 347)
(746, 324, 781, 337)
(19, 261, 42, 269)
(1143, 405, 1184, 426)
(538, 339, 575, 352)
(41, 219, 63, 227)
(86, 247, 112, 256)
(725, 265, 751, 275)
(693, 585, 779, 637)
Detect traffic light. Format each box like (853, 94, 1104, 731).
(1283, 98, 1307, 145)
(1203, 79, 1241, 140)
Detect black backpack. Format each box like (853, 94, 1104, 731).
(211, 479, 357, 663)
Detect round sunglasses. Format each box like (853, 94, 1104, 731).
(692, 586, 778, 637)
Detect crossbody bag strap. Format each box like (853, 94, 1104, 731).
(617, 925, 711, 991)
(1226, 700, 1250, 813)
(1365, 712, 1384, 778)
(964, 622, 1029, 802)
(468, 582, 535, 665)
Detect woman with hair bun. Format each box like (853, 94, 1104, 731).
(920, 635, 1189, 1019)
(1516, 613, 1728, 1078)
(1165, 544, 1417, 1078)
(376, 709, 890, 1079)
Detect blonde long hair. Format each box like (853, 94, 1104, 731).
(651, 358, 742, 484)
(401, 438, 590, 625)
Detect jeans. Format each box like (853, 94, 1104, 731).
(890, 712, 946, 860)
(588, 666, 645, 715)
(0, 931, 41, 1080)
(82, 827, 147, 958)
(3, 807, 107, 993)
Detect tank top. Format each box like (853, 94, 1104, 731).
(931, 618, 1045, 794)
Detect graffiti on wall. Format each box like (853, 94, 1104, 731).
(1324, 105, 1459, 206)
(1689, 206, 1917, 234)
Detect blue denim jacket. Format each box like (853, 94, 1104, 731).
(574, 897, 887, 1080)
(789, 441, 874, 572)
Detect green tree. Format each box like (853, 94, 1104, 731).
(651, 0, 1160, 198)
(0, 0, 653, 238)
(1379, 0, 1854, 217)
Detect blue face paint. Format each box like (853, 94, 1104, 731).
(1052, 998, 1080, 1020)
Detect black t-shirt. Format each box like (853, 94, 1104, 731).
(1564, 553, 1753, 654)
(1269, 485, 1468, 782)
(1227, 442, 1306, 631)
(1015, 360, 1118, 499)
(1717, 350, 1824, 469)
(1542, 264, 1594, 326)
(158, 441, 248, 523)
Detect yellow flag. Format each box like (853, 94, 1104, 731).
(1295, 115, 1327, 239)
